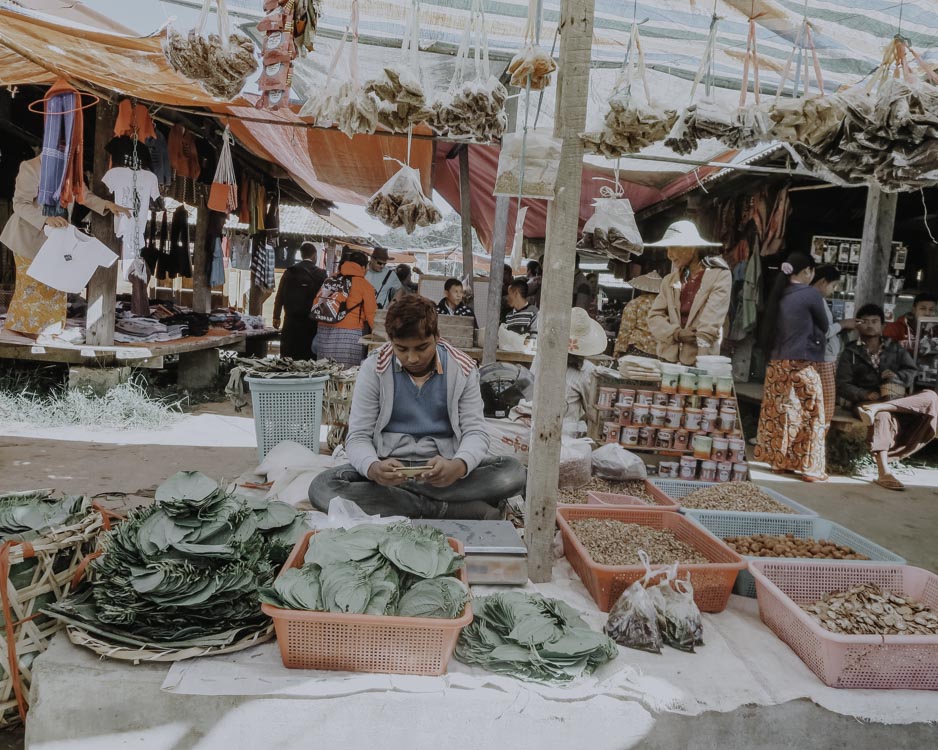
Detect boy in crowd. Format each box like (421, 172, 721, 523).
(503, 279, 539, 335)
(884, 292, 937, 354)
(310, 295, 526, 518)
(437, 278, 477, 326)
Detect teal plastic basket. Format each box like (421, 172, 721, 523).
(649, 479, 819, 517)
(246, 374, 330, 461)
(683, 510, 906, 597)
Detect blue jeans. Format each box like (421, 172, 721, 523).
(308, 456, 527, 519)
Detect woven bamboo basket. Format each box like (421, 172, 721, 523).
(324, 370, 358, 451)
(0, 503, 107, 727)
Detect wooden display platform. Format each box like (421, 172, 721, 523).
(0, 329, 249, 369)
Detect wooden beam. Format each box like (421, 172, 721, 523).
(856, 185, 898, 311)
(525, 0, 595, 583)
(86, 101, 119, 346)
(483, 197, 510, 364)
(191, 195, 212, 314)
(458, 147, 474, 289)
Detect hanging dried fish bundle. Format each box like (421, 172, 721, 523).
(366, 165, 442, 234)
(582, 98, 678, 157)
(162, 2, 257, 100)
(766, 95, 846, 149)
(582, 26, 677, 157)
(664, 98, 738, 155)
(363, 2, 433, 132)
(507, 45, 557, 90)
(432, 77, 509, 142)
(429, 0, 508, 143)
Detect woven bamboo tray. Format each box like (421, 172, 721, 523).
(0, 504, 106, 727)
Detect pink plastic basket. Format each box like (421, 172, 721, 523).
(586, 480, 680, 512)
(749, 559, 938, 689)
(557, 506, 745, 613)
(261, 531, 472, 675)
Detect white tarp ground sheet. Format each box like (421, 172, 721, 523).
(162, 559, 938, 725)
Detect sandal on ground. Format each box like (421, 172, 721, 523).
(874, 475, 905, 491)
(800, 473, 829, 483)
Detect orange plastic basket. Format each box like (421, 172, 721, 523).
(262, 531, 472, 675)
(556, 506, 746, 613)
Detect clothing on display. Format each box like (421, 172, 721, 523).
(209, 237, 226, 287)
(102, 167, 161, 261)
(6, 253, 66, 335)
(26, 225, 116, 294)
(229, 233, 252, 270)
(142, 210, 168, 275)
(37, 80, 85, 217)
(156, 205, 192, 279)
(251, 236, 276, 291)
(146, 129, 173, 187)
(168, 124, 201, 180)
(104, 136, 154, 171)
(114, 99, 157, 142)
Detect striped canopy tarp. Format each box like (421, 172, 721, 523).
(219, 0, 938, 95)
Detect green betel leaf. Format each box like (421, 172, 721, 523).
(155, 471, 219, 505)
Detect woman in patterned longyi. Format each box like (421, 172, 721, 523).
(754, 252, 830, 482)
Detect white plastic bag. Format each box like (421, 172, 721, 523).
(591, 443, 646, 481)
(305, 496, 407, 530)
(485, 417, 531, 466)
(559, 436, 593, 489)
(578, 196, 643, 261)
(506, 2, 555, 91)
(256, 440, 324, 482)
(493, 130, 561, 199)
(298, 1, 377, 137)
(365, 164, 441, 234)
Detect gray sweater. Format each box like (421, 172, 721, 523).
(345, 341, 491, 477)
(771, 283, 829, 362)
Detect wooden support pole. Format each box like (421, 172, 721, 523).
(856, 185, 898, 311)
(483, 196, 510, 364)
(482, 96, 519, 365)
(192, 195, 212, 314)
(525, 0, 595, 583)
(458, 147, 474, 289)
(87, 101, 119, 347)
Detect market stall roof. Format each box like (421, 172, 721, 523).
(0, 3, 430, 205)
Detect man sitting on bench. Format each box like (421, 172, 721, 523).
(310, 295, 527, 518)
(836, 303, 938, 491)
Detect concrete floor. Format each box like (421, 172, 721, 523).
(3, 407, 938, 748)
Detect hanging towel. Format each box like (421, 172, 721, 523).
(37, 80, 78, 216)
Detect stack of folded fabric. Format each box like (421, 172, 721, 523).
(618, 355, 661, 380)
(114, 315, 186, 343)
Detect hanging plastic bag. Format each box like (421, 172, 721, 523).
(591, 443, 647, 481)
(298, 0, 377, 137)
(207, 126, 238, 213)
(162, 0, 257, 100)
(493, 130, 561, 199)
(506, 1, 556, 90)
(663, 15, 737, 155)
(365, 163, 441, 233)
(578, 189, 643, 261)
(581, 25, 677, 158)
(647, 564, 704, 653)
(430, 0, 508, 142)
(604, 552, 663, 653)
(558, 436, 593, 489)
(509, 206, 528, 275)
(364, 1, 433, 132)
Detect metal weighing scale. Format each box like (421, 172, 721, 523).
(413, 520, 527, 585)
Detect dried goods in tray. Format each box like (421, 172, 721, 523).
(678, 482, 797, 514)
(725, 533, 869, 560)
(558, 478, 652, 505)
(801, 584, 938, 636)
(567, 518, 709, 567)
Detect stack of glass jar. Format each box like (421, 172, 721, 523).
(596, 370, 747, 483)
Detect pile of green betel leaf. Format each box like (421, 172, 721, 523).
(455, 592, 619, 682)
(45, 472, 307, 649)
(259, 524, 471, 619)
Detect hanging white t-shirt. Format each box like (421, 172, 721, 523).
(27, 226, 117, 293)
(102, 167, 161, 261)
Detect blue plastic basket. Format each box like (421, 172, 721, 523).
(683, 510, 906, 597)
(649, 479, 819, 517)
(246, 374, 330, 461)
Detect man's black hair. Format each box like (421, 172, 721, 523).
(444, 277, 463, 292)
(857, 303, 885, 323)
(508, 278, 529, 298)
